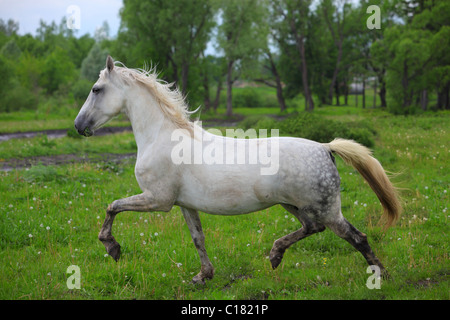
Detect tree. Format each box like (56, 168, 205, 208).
(217, 0, 268, 116)
(199, 54, 227, 112)
(320, 0, 359, 105)
(270, 0, 315, 111)
(120, 0, 215, 98)
(40, 46, 76, 94)
(81, 43, 110, 82)
(0, 19, 19, 36)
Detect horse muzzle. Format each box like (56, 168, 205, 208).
(74, 116, 94, 137)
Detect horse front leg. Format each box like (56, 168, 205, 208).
(180, 207, 214, 285)
(99, 192, 171, 261)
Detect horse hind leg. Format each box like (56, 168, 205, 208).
(270, 204, 325, 270)
(326, 215, 389, 277)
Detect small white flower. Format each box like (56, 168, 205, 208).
(97, 216, 100, 219)
(68, 201, 72, 205)
(8, 204, 13, 208)
(40, 224, 44, 228)
(154, 232, 158, 236)
(104, 254, 108, 257)
(142, 241, 146, 245)
(28, 234, 33, 238)
(140, 233, 144, 237)
(47, 272, 51, 276)
(162, 273, 166, 277)
(46, 226, 50, 230)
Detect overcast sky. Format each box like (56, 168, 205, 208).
(0, 0, 123, 37)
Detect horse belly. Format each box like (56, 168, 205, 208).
(176, 168, 276, 215)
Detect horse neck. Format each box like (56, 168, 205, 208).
(124, 87, 176, 156)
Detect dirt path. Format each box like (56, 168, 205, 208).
(1, 152, 136, 172)
(0, 126, 133, 142)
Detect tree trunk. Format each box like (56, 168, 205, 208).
(446, 82, 450, 110)
(420, 90, 428, 111)
(267, 51, 287, 112)
(181, 62, 189, 97)
(379, 80, 387, 108)
(328, 43, 343, 105)
(226, 60, 234, 117)
(212, 79, 222, 112)
(202, 72, 210, 112)
(291, 22, 314, 111)
(298, 41, 314, 111)
(344, 76, 348, 105)
(362, 76, 366, 109)
(373, 77, 377, 108)
(402, 61, 411, 108)
(335, 80, 340, 106)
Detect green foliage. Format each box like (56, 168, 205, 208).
(81, 43, 109, 82)
(39, 46, 76, 94)
(22, 164, 61, 183)
(278, 112, 375, 147)
(71, 78, 93, 103)
(233, 88, 264, 109)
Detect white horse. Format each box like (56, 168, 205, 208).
(75, 56, 401, 284)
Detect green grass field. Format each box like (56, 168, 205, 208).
(0, 103, 448, 300)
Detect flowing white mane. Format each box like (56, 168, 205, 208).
(101, 62, 195, 132)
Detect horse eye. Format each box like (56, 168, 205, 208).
(92, 87, 101, 94)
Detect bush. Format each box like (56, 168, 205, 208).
(238, 115, 273, 130)
(277, 112, 376, 147)
(72, 78, 93, 103)
(233, 88, 263, 108)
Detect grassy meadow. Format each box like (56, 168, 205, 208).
(0, 100, 448, 300)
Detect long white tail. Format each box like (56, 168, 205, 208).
(323, 138, 402, 228)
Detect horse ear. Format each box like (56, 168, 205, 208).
(106, 55, 114, 73)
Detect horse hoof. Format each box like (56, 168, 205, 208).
(192, 275, 206, 285)
(269, 248, 285, 270)
(270, 255, 283, 270)
(108, 242, 121, 261)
